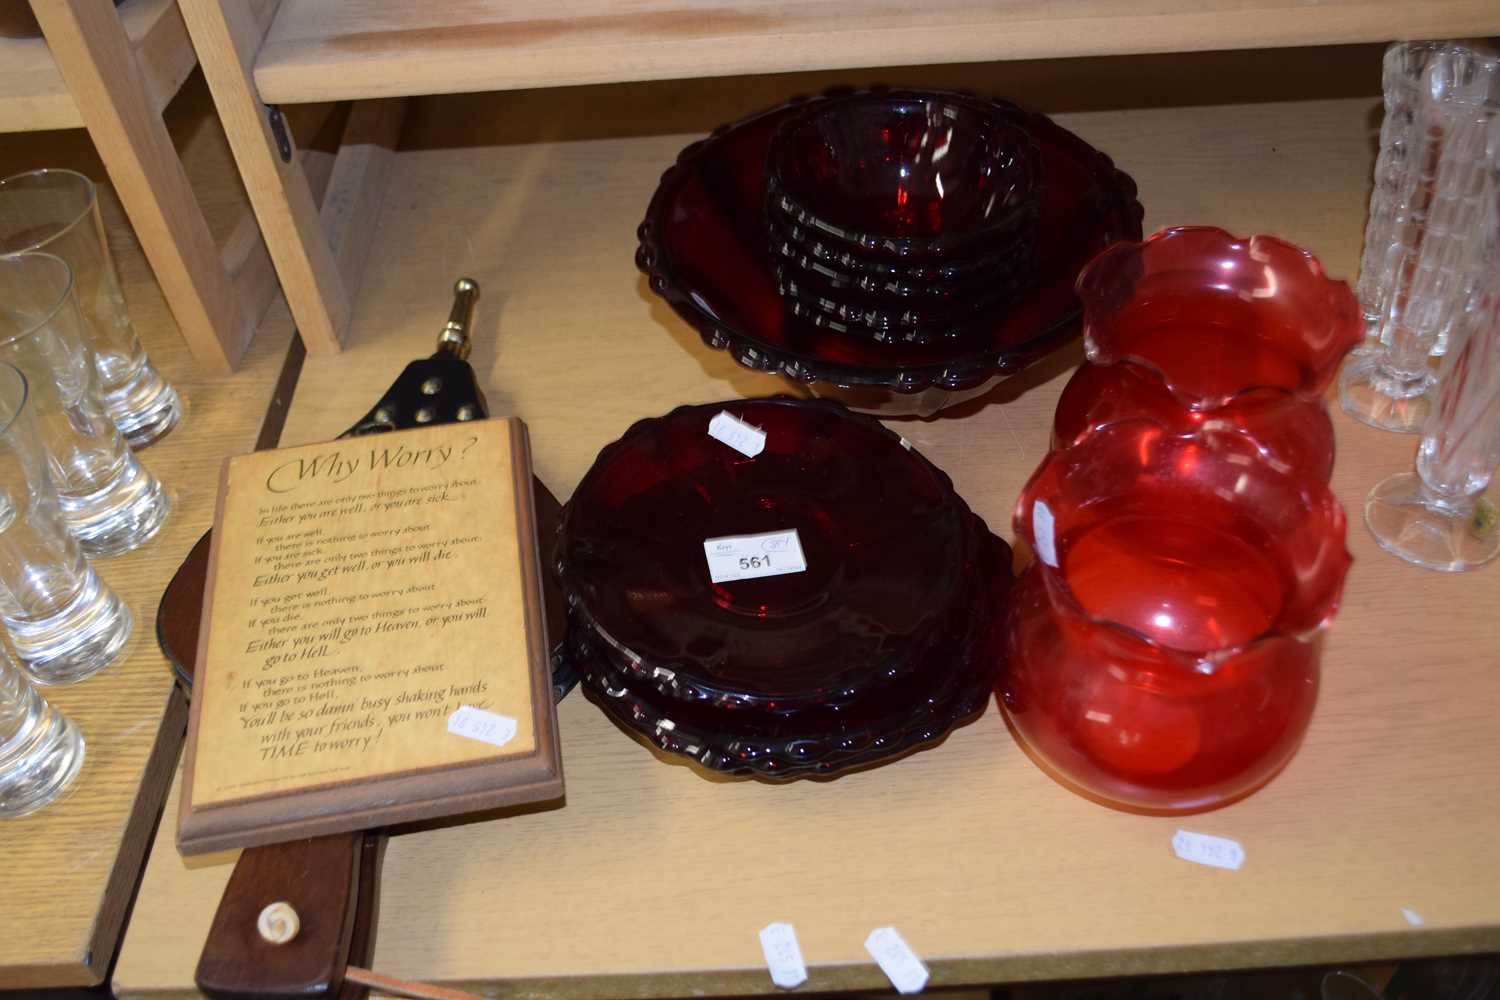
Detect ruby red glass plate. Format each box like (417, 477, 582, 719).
(569, 609, 997, 779)
(636, 89, 1144, 393)
(557, 397, 987, 702)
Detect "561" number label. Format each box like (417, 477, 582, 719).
(703, 530, 807, 583)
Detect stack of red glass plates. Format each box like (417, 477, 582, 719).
(556, 397, 1010, 779)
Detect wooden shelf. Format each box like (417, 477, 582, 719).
(0, 0, 196, 133)
(110, 52, 1500, 998)
(252, 0, 1500, 104)
(0, 77, 296, 989)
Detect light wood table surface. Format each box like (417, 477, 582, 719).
(0, 79, 295, 988)
(114, 53, 1500, 998)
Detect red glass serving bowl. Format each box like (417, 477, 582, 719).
(766, 93, 1041, 258)
(1002, 420, 1351, 812)
(635, 87, 1142, 414)
(1077, 227, 1362, 404)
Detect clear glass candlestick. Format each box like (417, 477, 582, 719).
(0, 168, 182, 448)
(0, 253, 169, 556)
(0, 362, 132, 683)
(0, 649, 85, 817)
(1342, 43, 1500, 432)
(1366, 252, 1500, 571)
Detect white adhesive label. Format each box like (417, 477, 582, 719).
(864, 927, 928, 994)
(708, 410, 766, 457)
(1401, 907, 1425, 927)
(1172, 830, 1245, 871)
(446, 705, 518, 749)
(1032, 500, 1058, 568)
(703, 530, 807, 583)
(759, 922, 808, 989)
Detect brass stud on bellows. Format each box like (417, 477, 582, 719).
(257, 901, 300, 945)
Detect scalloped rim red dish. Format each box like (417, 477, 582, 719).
(555, 396, 1002, 708)
(568, 610, 996, 780)
(636, 88, 1144, 394)
(576, 513, 1011, 715)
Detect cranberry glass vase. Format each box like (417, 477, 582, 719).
(1002, 421, 1352, 813)
(1054, 363, 1337, 481)
(1054, 227, 1361, 480)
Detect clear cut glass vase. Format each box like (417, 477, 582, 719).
(1341, 42, 1500, 432)
(1365, 241, 1500, 571)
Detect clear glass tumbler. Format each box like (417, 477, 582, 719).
(1341, 43, 1500, 432)
(0, 168, 182, 448)
(0, 252, 169, 556)
(0, 648, 85, 817)
(0, 362, 132, 683)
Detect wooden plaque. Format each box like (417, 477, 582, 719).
(178, 419, 562, 855)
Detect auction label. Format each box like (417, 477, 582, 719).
(703, 529, 807, 583)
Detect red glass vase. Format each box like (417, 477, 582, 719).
(1053, 227, 1361, 480)
(1053, 362, 1338, 481)
(1002, 421, 1352, 812)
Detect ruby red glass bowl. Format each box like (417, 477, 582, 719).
(765, 94, 1041, 256)
(1002, 420, 1351, 812)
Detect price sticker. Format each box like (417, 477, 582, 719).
(708, 410, 766, 458)
(446, 705, 517, 749)
(864, 926, 928, 994)
(759, 922, 808, 989)
(703, 530, 807, 583)
(1032, 499, 1058, 568)
(1171, 829, 1245, 871)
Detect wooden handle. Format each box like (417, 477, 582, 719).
(196, 833, 370, 999)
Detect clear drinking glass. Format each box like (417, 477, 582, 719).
(0, 168, 182, 447)
(0, 362, 132, 683)
(1365, 243, 1500, 572)
(0, 648, 85, 817)
(1341, 43, 1500, 432)
(0, 252, 169, 556)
